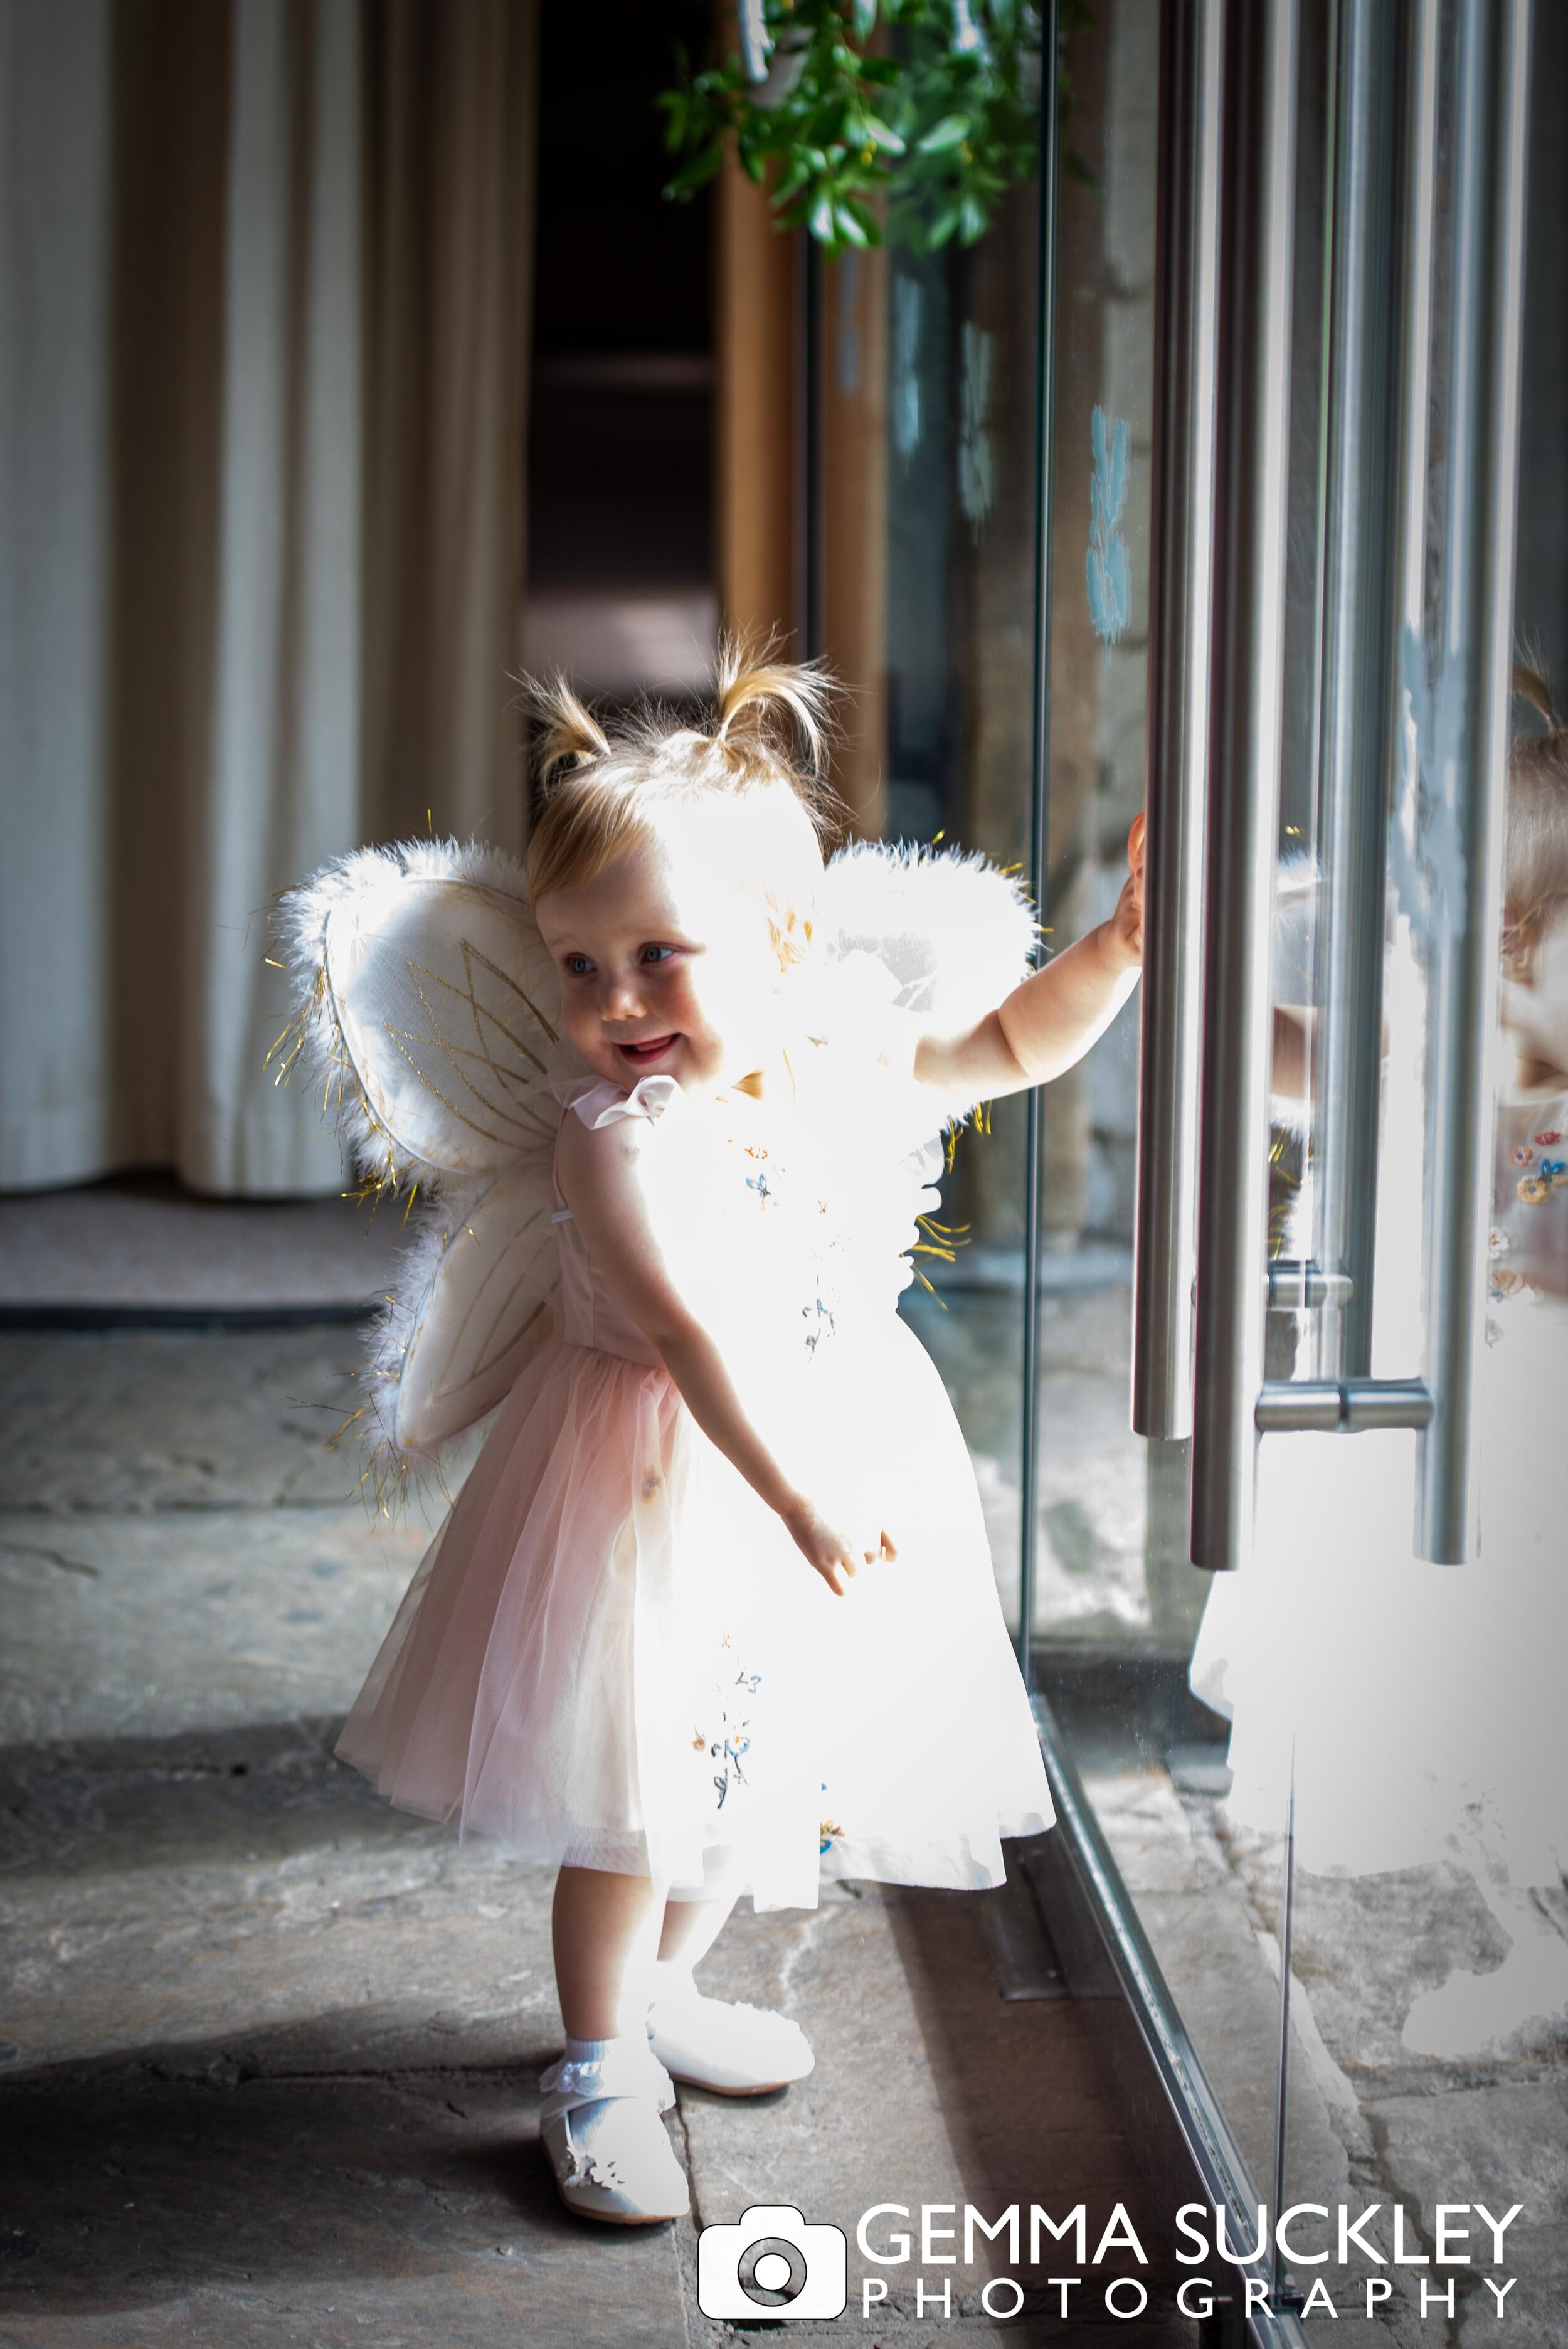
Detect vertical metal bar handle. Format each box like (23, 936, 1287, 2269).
(1017, 0, 1062, 1685)
(1189, 0, 1299, 1573)
(1416, 0, 1531, 1562)
(1131, 0, 1224, 1441)
(1312, 0, 1410, 1382)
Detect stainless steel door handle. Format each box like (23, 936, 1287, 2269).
(1132, 0, 1223, 1445)
(1172, 0, 1528, 1572)
(1188, 0, 1300, 1572)
(1311, 0, 1411, 1385)
(1414, 0, 1531, 1563)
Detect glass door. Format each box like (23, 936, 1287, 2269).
(819, 0, 1559, 2337)
(816, 32, 1050, 1641)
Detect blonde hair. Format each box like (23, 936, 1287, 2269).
(524, 640, 840, 965)
(1505, 662, 1568, 980)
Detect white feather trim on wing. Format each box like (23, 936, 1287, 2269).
(275, 838, 582, 1501)
(820, 840, 1039, 1031)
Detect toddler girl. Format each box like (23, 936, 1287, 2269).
(325, 650, 1144, 2220)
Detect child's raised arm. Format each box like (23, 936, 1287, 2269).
(556, 1110, 894, 1597)
(914, 815, 1145, 1102)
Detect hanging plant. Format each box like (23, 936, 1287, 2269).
(659, 1, 1093, 262)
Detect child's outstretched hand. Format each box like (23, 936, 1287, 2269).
(782, 1497, 898, 1598)
(1106, 811, 1146, 968)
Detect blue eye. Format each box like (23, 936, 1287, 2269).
(642, 945, 675, 965)
(564, 954, 594, 977)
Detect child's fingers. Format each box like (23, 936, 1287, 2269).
(880, 1529, 898, 1560)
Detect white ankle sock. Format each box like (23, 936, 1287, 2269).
(559, 2033, 644, 2155)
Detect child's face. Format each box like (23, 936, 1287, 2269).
(536, 822, 788, 1097)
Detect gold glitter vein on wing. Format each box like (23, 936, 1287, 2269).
(399, 963, 541, 1098)
(460, 936, 562, 1046)
(376, 1026, 561, 1152)
(393, 960, 560, 1133)
(376, 1033, 530, 1151)
(401, 959, 548, 1092)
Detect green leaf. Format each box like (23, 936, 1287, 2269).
(862, 114, 906, 154)
(958, 193, 988, 243)
(916, 112, 970, 154)
(653, 0, 1046, 259)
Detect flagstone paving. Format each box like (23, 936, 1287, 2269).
(3, 1316, 1564, 2345)
(0, 1326, 1197, 2347)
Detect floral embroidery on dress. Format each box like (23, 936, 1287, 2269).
(743, 1143, 778, 1211)
(699, 1634, 763, 1811)
(803, 1293, 836, 1354)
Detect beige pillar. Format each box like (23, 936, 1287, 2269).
(820, 247, 889, 836)
(714, 157, 798, 650)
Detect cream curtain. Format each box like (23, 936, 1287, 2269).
(0, 0, 538, 1194)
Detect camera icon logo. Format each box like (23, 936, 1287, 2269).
(696, 2203, 848, 2321)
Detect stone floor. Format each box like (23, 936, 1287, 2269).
(4, 1302, 1564, 2345)
(0, 1323, 1202, 2347)
(0, 1179, 400, 1312)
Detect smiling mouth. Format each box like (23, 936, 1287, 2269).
(615, 1034, 679, 1065)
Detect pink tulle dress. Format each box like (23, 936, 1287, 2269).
(336, 1041, 1053, 1912)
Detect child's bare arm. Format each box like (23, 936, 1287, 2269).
(556, 1113, 893, 1596)
(914, 815, 1145, 1102)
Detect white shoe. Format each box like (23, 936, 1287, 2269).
(538, 2041, 689, 2224)
(647, 1977, 815, 2097)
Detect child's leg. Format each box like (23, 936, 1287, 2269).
(657, 1890, 738, 1971)
(552, 1864, 667, 2039)
(648, 1880, 814, 2095)
(543, 1865, 689, 2223)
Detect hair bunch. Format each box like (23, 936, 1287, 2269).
(522, 639, 842, 953)
(1505, 662, 1568, 980)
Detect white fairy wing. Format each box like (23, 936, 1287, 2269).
(820, 840, 1039, 1039)
(276, 839, 586, 1493)
(798, 844, 1038, 1306)
(381, 1160, 564, 1455)
(278, 839, 580, 1185)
